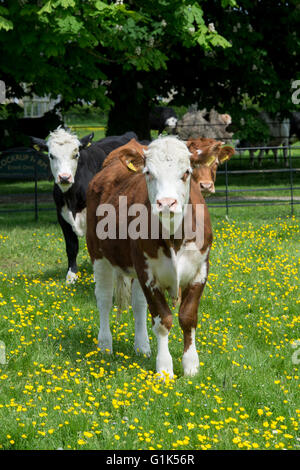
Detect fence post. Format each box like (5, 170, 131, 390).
(288, 144, 294, 217)
(34, 151, 38, 221)
(225, 160, 229, 217)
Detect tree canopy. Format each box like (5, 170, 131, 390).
(0, 0, 299, 139)
(0, 0, 233, 104)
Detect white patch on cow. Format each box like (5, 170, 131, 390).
(182, 328, 199, 376)
(144, 245, 209, 298)
(196, 149, 203, 155)
(131, 279, 151, 356)
(144, 247, 177, 297)
(66, 269, 78, 284)
(143, 137, 192, 230)
(61, 206, 86, 237)
(152, 316, 173, 379)
(94, 258, 114, 354)
(178, 245, 209, 287)
(47, 127, 81, 191)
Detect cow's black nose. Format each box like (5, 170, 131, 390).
(58, 173, 72, 184)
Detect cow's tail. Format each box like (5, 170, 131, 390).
(114, 273, 132, 321)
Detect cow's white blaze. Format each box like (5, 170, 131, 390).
(143, 137, 192, 232)
(47, 128, 81, 192)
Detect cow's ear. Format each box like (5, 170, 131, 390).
(187, 140, 204, 167)
(188, 139, 222, 167)
(221, 114, 232, 125)
(119, 148, 145, 173)
(79, 132, 94, 149)
(30, 137, 48, 152)
(218, 146, 235, 164)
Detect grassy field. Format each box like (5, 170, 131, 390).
(0, 206, 299, 450)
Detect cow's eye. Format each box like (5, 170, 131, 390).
(49, 153, 54, 160)
(144, 168, 153, 179)
(181, 169, 191, 182)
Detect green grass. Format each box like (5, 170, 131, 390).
(0, 206, 299, 450)
(66, 120, 107, 142)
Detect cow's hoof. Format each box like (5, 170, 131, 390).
(182, 353, 200, 377)
(135, 341, 151, 357)
(66, 270, 78, 284)
(156, 367, 174, 382)
(98, 336, 113, 354)
(183, 364, 199, 377)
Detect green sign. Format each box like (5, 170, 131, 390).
(0, 147, 50, 180)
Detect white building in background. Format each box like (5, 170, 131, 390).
(23, 94, 61, 117)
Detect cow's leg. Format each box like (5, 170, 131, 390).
(283, 147, 288, 167)
(179, 282, 206, 376)
(57, 210, 79, 284)
(93, 258, 114, 354)
(153, 314, 173, 379)
(131, 279, 151, 356)
(258, 149, 264, 166)
(132, 257, 173, 378)
(145, 288, 173, 379)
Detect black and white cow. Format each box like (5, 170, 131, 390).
(149, 106, 178, 135)
(31, 128, 138, 283)
(290, 112, 300, 143)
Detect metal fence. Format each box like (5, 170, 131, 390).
(0, 144, 299, 220)
(206, 145, 300, 216)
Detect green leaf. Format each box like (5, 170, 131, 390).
(95, 1, 109, 11)
(56, 15, 83, 34)
(60, 0, 76, 8)
(0, 6, 9, 16)
(0, 16, 13, 31)
(191, 4, 204, 25)
(38, 1, 53, 15)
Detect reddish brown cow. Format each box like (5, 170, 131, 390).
(86, 136, 213, 378)
(187, 138, 235, 196)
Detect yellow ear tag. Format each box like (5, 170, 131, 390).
(127, 162, 137, 172)
(33, 145, 40, 151)
(87, 142, 91, 147)
(204, 155, 216, 167)
(222, 154, 230, 162)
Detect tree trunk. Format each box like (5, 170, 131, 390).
(106, 71, 151, 141)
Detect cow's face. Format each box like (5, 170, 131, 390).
(187, 138, 235, 197)
(192, 162, 218, 196)
(31, 129, 94, 192)
(165, 116, 178, 130)
(119, 137, 192, 232)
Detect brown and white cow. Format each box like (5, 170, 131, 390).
(187, 138, 235, 196)
(86, 136, 213, 378)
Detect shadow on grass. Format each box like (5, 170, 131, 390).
(56, 320, 157, 376)
(33, 259, 93, 282)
